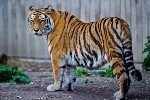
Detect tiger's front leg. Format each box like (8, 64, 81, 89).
(47, 60, 65, 91)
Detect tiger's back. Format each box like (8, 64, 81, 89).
(28, 6, 142, 100)
(66, 17, 130, 69)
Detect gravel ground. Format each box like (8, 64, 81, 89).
(0, 71, 150, 100)
(0, 59, 149, 100)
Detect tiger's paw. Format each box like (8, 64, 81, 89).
(47, 84, 61, 91)
(114, 91, 128, 100)
(63, 83, 75, 91)
(114, 91, 121, 100)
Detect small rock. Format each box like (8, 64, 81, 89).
(16, 96, 22, 99)
(68, 96, 72, 99)
(33, 98, 40, 100)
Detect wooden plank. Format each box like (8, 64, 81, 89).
(110, 0, 116, 17)
(131, 0, 137, 62)
(11, 0, 17, 57)
(80, 0, 90, 22)
(55, 0, 61, 11)
(16, 0, 24, 57)
(90, 0, 100, 22)
(2, 0, 8, 54)
(25, 0, 31, 58)
(70, 0, 80, 18)
(95, 0, 100, 21)
(125, 0, 131, 27)
(136, 0, 143, 62)
(115, 0, 121, 18)
(148, 0, 150, 37)
(121, 0, 126, 21)
(7, 0, 13, 57)
(21, 0, 26, 58)
(60, 0, 66, 11)
(105, 0, 110, 17)
(142, 0, 148, 60)
(0, 0, 149, 62)
(0, 0, 4, 53)
(100, 0, 106, 18)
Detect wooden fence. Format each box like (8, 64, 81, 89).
(0, 0, 150, 63)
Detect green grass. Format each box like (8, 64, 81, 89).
(92, 66, 114, 77)
(76, 66, 87, 77)
(76, 66, 114, 77)
(0, 65, 30, 84)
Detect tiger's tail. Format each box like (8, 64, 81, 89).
(122, 25, 142, 81)
(124, 51, 142, 81)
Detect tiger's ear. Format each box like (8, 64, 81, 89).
(47, 5, 52, 11)
(29, 6, 34, 11)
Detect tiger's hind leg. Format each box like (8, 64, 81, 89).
(63, 66, 76, 91)
(108, 57, 131, 100)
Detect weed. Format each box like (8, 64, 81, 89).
(142, 36, 150, 71)
(76, 66, 114, 77)
(76, 66, 87, 76)
(92, 66, 114, 77)
(0, 65, 30, 84)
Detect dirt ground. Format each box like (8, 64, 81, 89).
(0, 60, 150, 100)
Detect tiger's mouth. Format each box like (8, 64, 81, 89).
(34, 33, 43, 36)
(32, 29, 43, 36)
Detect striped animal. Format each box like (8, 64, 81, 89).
(28, 6, 142, 100)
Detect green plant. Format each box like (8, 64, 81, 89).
(140, 79, 146, 83)
(76, 66, 87, 76)
(0, 65, 30, 84)
(92, 66, 114, 77)
(142, 36, 150, 71)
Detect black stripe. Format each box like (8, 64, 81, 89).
(83, 24, 94, 56)
(95, 22, 102, 47)
(92, 50, 98, 61)
(70, 51, 72, 58)
(70, 22, 82, 39)
(97, 21, 105, 51)
(110, 51, 122, 59)
(123, 78, 130, 94)
(126, 62, 134, 67)
(74, 41, 80, 62)
(89, 23, 101, 49)
(112, 62, 121, 70)
(85, 53, 93, 61)
(115, 18, 118, 29)
(51, 9, 55, 12)
(109, 28, 122, 50)
(74, 55, 80, 65)
(69, 15, 75, 23)
(78, 24, 89, 66)
(85, 53, 94, 67)
(116, 69, 126, 79)
(50, 47, 53, 54)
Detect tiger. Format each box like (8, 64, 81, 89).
(28, 5, 142, 100)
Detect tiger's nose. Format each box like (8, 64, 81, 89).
(34, 29, 39, 33)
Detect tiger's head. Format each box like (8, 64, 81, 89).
(28, 5, 54, 36)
